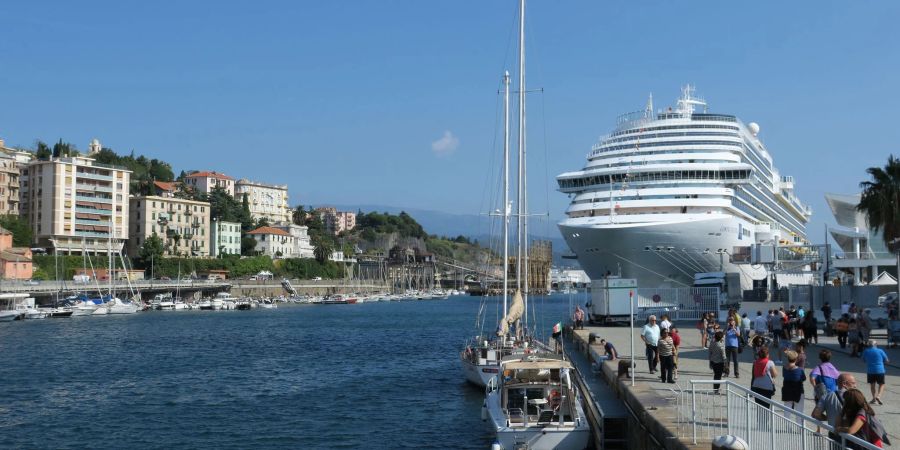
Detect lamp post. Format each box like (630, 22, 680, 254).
(630, 289, 635, 387)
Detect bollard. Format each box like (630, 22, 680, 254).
(588, 332, 598, 344)
(711, 435, 748, 450)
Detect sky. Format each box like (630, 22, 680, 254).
(1, 1, 898, 244)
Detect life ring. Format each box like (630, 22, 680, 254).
(548, 389, 562, 409)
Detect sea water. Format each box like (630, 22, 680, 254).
(0, 294, 583, 449)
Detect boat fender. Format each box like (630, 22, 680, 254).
(481, 403, 488, 421)
(491, 440, 502, 450)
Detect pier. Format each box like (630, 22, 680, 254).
(567, 315, 899, 449)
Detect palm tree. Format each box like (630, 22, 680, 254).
(857, 155, 900, 252)
(858, 155, 900, 292)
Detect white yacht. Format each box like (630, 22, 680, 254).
(0, 293, 29, 321)
(484, 355, 590, 450)
(557, 86, 812, 290)
(100, 297, 139, 315)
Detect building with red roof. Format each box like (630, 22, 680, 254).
(184, 170, 234, 196)
(247, 226, 295, 258)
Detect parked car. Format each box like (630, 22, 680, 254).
(160, 276, 171, 281)
(878, 292, 898, 306)
(312, 277, 322, 281)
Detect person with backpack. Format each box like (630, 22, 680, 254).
(861, 339, 890, 405)
(810, 349, 841, 402)
(836, 389, 889, 448)
(751, 346, 778, 408)
(812, 374, 857, 430)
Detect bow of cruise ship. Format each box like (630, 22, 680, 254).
(557, 86, 812, 291)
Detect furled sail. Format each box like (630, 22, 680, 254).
(497, 290, 524, 337)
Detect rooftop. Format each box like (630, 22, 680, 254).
(186, 171, 233, 181)
(247, 226, 291, 236)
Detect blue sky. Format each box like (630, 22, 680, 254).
(1, 1, 898, 243)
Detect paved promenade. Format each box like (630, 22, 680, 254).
(572, 318, 898, 446)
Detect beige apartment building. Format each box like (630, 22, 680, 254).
(234, 179, 291, 224)
(0, 138, 33, 216)
(23, 151, 131, 254)
(128, 195, 211, 257)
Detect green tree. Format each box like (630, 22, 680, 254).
(139, 232, 165, 265)
(292, 205, 307, 225)
(0, 215, 33, 247)
(34, 140, 52, 160)
(240, 194, 254, 232)
(241, 235, 258, 256)
(313, 237, 333, 263)
(858, 155, 900, 253)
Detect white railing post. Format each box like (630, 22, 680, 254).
(691, 382, 697, 444)
(726, 382, 732, 437)
(770, 407, 776, 449)
(745, 391, 752, 448)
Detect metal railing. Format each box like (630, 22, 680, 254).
(676, 380, 881, 450)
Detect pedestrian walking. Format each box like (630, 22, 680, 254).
(771, 309, 784, 347)
(841, 301, 850, 316)
(641, 315, 661, 374)
(848, 319, 862, 357)
(708, 330, 726, 394)
(861, 339, 889, 405)
(803, 312, 818, 344)
(835, 389, 887, 448)
(753, 311, 768, 339)
(813, 374, 857, 431)
(781, 350, 807, 413)
(835, 315, 850, 348)
(706, 313, 717, 349)
(699, 313, 710, 349)
(659, 314, 672, 331)
(810, 349, 841, 402)
(670, 326, 681, 380)
(793, 339, 808, 369)
(656, 328, 676, 384)
(724, 318, 741, 378)
(751, 346, 778, 408)
(822, 302, 833, 323)
(741, 313, 751, 343)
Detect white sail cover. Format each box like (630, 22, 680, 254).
(497, 290, 525, 337)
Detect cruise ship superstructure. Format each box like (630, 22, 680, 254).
(557, 86, 812, 290)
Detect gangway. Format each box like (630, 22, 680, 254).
(281, 278, 297, 296)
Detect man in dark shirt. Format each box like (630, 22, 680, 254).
(821, 302, 832, 323)
(600, 339, 617, 360)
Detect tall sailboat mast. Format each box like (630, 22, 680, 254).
(516, 0, 528, 328)
(502, 70, 510, 318)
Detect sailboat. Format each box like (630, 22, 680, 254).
(94, 240, 139, 315)
(480, 2, 590, 449)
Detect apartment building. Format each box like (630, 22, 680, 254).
(0, 138, 33, 216)
(210, 219, 241, 257)
(23, 152, 130, 254)
(184, 171, 234, 196)
(128, 195, 211, 257)
(234, 179, 290, 224)
(315, 207, 357, 235)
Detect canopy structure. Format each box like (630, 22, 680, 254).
(870, 271, 898, 286)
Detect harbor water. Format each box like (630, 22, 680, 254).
(0, 294, 581, 449)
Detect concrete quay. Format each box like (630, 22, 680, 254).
(569, 320, 898, 449)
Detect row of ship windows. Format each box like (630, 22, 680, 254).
(736, 185, 806, 231)
(600, 131, 738, 146)
(734, 188, 805, 232)
(592, 140, 741, 155)
(588, 147, 741, 163)
(558, 169, 751, 189)
(572, 194, 716, 205)
(610, 123, 739, 138)
(593, 158, 735, 169)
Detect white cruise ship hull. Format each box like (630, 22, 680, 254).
(560, 215, 809, 290)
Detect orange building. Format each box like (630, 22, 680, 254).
(0, 227, 32, 279)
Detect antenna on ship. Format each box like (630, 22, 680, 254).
(645, 93, 653, 118)
(677, 84, 706, 115)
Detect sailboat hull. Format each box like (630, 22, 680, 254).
(461, 358, 498, 387)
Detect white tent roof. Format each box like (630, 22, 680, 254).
(870, 271, 898, 286)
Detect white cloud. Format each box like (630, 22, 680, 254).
(431, 130, 459, 157)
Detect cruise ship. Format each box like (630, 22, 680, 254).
(557, 86, 812, 291)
